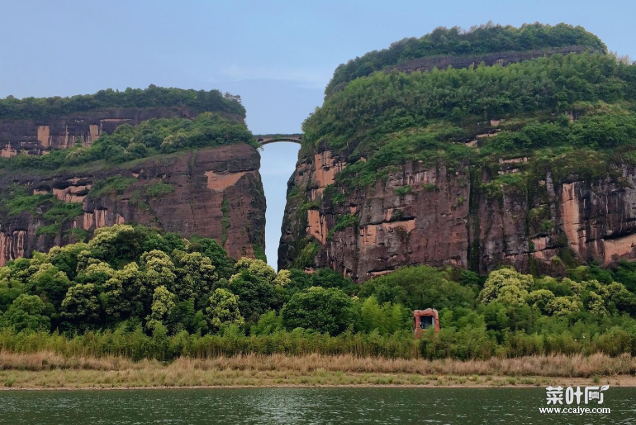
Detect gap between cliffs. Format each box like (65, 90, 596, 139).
(258, 142, 301, 269)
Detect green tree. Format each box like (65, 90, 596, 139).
(359, 296, 384, 333)
(545, 296, 581, 316)
(141, 250, 176, 290)
(479, 268, 533, 305)
(206, 288, 244, 329)
(250, 310, 282, 335)
(526, 289, 555, 313)
(357, 296, 409, 334)
(88, 224, 140, 262)
(146, 286, 176, 331)
(281, 287, 355, 335)
(166, 299, 196, 334)
(309, 268, 358, 296)
(172, 250, 218, 303)
(60, 283, 101, 326)
(0, 268, 24, 312)
(25, 263, 71, 308)
(101, 262, 146, 320)
(359, 266, 475, 310)
(47, 243, 90, 280)
(227, 259, 284, 321)
(186, 235, 235, 279)
(75, 262, 115, 287)
(0, 294, 50, 332)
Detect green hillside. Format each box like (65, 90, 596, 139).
(325, 23, 607, 97)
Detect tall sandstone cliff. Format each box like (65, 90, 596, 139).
(278, 23, 636, 281)
(279, 146, 636, 281)
(0, 143, 265, 266)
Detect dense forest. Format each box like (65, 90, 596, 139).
(3, 224, 636, 360)
(325, 23, 607, 96)
(0, 112, 257, 172)
(0, 85, 245, 120)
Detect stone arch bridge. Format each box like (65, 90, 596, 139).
(255, 134, 302, 145)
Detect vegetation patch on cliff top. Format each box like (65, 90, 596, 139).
(325, 23, 606, 97)
(88, 176, 136, 199)
(0, 85, 245, 121)
(327, 214, 359, 240)
(145, 182, 175, 198)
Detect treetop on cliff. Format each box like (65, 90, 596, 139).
(0, 85, 246, 121)
(325, 22, 607, 96)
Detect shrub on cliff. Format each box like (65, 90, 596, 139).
(308, 53, 634, 155)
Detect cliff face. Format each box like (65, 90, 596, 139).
(0, 143, 265, 265)
(279, 147, 636, 281)
(0, 107, 202, 157)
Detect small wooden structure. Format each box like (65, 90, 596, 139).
(413, 308, 440, 338)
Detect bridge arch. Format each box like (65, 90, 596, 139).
(256, 134, 302, 146)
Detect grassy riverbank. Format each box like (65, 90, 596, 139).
(1, 352, 634, 389)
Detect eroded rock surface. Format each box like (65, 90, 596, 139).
(0, 143, 265, 265)
(279, 147, 636, 281)
(0, 107, 201, 156)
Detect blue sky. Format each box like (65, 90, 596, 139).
(1, 0, 635, 267)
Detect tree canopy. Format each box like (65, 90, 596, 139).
(0, 85, 245, 121)
(325, 23, 606, 97)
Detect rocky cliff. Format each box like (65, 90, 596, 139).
(279, 144, 636, 281)
(278, 22, 636, 281)
(0, 107, 202, 157)
(0, 143, 265, 266)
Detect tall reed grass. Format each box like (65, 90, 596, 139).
(2, 351, 634, 378)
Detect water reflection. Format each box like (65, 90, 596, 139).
(2, 387, 635, 424)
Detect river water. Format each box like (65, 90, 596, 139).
(1, 387, 634, 424)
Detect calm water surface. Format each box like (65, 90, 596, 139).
(1, 387, 634, 424)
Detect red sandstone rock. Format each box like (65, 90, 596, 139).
(0, 143, 265, 265)
(279, 148, 636, 282)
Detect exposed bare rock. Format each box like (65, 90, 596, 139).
(0, 107, 205, 156)
(0, 143, 265, 265)
(279, 148, 636, 282)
